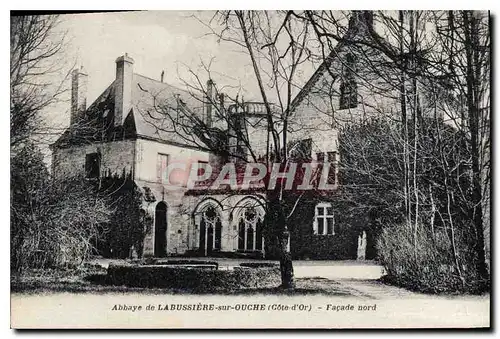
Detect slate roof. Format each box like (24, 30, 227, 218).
(52, 73, 205, 149)
(132, 74, 204, 144)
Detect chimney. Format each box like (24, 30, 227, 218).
(114, 53, 134, 127)
(347, 10, 374, 36)
(70, 66, 88, 128)
(161, 70, 165, 83)
(205, 79, 215, 127)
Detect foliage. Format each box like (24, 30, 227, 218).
(377, 222, 487, 294)
(11, 144, 112, 271)
(338, 116, 489, 292)
(107, 262, 281, 292)
(96, 177, 144, 259)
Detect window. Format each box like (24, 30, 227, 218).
(327, 151, 337, 185)
(289, 138, 312, 161)
(157, 153, 169, 183)
(339, 54, 358, 110)
(85, 152, 100, 178)
(238, 208, 264, 251)
(313, 202, 335, 235)
(199, 206, 222, 254)
(177, 112, 187, 126)
(316, 152, 325, 163)
(194, 161, 210, 187)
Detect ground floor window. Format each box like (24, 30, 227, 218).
(199, 206, 222, 254)
(238, 207, 263, 251)
(313, 202, 335, 235)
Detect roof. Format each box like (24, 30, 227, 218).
(288, 49, 340, 114)
(131, 73, 205, 146)
(52, 72, 206, 149)
(288, 11, 373, 114)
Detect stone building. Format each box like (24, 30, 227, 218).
(51, 16, 386, 261)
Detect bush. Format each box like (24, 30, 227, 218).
(377, 223, 487, 294)
(11, 144, 112, 271)
(107, 263, 281, 292)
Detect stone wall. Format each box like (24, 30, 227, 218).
(52, 139, 136, 179)
(140, 191, 268, 258)
(134, 138, 210, 184)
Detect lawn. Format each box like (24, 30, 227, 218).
(10, 264, 355, 296)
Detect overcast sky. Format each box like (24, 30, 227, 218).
(47, 11, 316, 128)
(60, 11, 248, 100)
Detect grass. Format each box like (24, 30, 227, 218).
(11, 267, 354, 296)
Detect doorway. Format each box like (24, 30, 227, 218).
(154, 202, 167, 257)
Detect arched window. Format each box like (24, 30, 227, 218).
(237, 207, 264, 251)
(313, 202, 335, 235)
(198, 205, 222, 255)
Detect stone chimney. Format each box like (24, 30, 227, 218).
(70, 66, 88, 127)
(347, 10, 374, 36)
(114, 53, 134, 127)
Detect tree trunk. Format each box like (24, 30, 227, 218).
(267, 193, 295, 289)
(463, 10, 488, 280)
(278, 227, 295, 289)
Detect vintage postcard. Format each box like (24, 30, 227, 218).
(10, 10, 490, 329)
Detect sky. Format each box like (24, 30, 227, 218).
(48, 11, 314, 130)
(59, 11, 249, 100)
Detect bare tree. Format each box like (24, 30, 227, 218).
(10, 14, 115, 272)
(140, 10, 319, 288)
(428, 10, 490, 279)
(262, 10, 490, 287)
(10, 14, 70, 149)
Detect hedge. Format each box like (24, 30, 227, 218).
(107, 263, 281, 292)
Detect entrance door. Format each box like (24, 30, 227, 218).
(154, 202, 167, 257)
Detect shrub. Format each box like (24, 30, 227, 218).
(107, 263, 281, 292)
(11, 144, 112, 271)
(377, 222, 487, 294)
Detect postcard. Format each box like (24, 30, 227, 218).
(10, 10, 490, 329)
